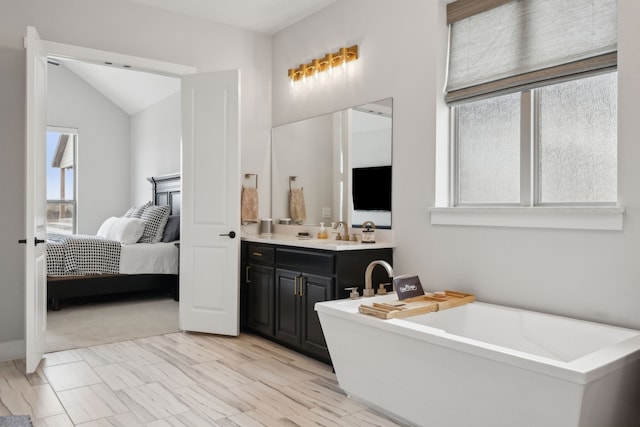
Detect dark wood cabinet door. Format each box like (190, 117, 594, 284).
(246, 264, 274, 336)
(300, 273, 333, 359)
(274, 268, 301, 347)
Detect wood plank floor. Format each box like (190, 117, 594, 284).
(0, 332, 409, 426)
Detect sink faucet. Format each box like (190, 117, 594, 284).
(363, 260, 393, 297)
(333, 221, 348, 240)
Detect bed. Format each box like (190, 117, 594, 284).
(47, 173, 181, 310)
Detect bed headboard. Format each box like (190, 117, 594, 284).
(147, 173, 181, 215)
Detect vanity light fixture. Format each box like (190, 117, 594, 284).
(288, 45, 359, 84)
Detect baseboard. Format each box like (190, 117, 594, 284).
(0, 339, 25, 363)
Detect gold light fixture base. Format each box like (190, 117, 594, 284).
(288, 45, 359, 83)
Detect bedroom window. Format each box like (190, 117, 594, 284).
(46, 128, 77, 234)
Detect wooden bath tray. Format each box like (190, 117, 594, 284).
(358, 290, 475, 319)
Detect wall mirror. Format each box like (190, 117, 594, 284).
(271, 98, 392, 229)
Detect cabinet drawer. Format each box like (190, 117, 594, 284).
(276, 248, 335, 275)
(247, 244, 275, 264)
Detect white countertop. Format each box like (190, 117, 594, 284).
(242, 233, 395, 251)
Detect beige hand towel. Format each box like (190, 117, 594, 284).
(241, 186, 259, 223)
(289, 188, 307, 224)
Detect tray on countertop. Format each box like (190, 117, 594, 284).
(358, 290, 475, 319)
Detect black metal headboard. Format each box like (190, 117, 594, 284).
(147, 173, 181, 215)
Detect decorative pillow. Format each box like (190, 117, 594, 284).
(97, 217, 146, 244)
(97, 217, 118, 238)
(125, 201, 152, 219)
(138, 205, 171, 243)
(161, 215, 180, 242)
(109, 217, 146, 244)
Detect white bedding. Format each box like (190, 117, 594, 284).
(119, 242, 179, 275)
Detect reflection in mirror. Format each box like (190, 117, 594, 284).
(271, 98, 392, 228)
(350, 100, 392, 228)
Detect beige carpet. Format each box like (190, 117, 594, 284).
(46, 293, 179, 353)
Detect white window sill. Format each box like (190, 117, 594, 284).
(429, 206, 625, 231)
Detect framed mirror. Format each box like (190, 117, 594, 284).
(271, 98, 392, 229)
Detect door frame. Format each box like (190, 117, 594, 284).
(44, 41, 196, 77)
(30, 38, 197, 357)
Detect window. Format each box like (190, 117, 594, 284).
(46, 128, 77, 234)
(432, 0, 622, 230)
(456, 92, 520, 205)
(454, 72, 617, 207)
(537, 73, 617, 204)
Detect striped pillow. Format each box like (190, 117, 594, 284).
(138, 205, 171, 243)
(125, 201, 151, 219)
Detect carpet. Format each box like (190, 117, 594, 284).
(46, 292, 179, 353)
(0, 416, 32, 427)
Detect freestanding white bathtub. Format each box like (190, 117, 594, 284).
(315, 293, 640, 427)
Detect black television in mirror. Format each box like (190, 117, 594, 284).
(352, 165, 392, 211)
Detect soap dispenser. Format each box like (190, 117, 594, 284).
(361, 221, 376, 243)
(317, 222, 328, 239)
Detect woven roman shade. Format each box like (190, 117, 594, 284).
(445, 0, 618, 104)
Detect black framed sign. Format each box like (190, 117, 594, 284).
(393, 275, 425, 300)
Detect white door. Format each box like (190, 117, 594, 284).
(180, 69, 241, 335)
(24, 26, 48, 373)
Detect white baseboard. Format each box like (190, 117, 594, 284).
(0, 339, 25, 363)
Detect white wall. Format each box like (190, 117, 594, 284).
(130, 92, 181, 205)
(0, 0, 271, 356)
(48, 63, 131, 234)
(271, 0, 640, 330)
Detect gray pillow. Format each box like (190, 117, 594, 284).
(162, 215, 180, 242)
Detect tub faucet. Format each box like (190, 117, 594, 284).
(333, 221, 348, 240)
(364, 260, 393, 297)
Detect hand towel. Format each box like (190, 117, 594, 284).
(241, 186, 259, 223)
(289, 188, 307, 224)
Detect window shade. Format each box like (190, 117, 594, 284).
(446, 0, 617, 104)
(447, 0, 511, 24)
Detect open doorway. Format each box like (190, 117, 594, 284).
(45, 56, 182, 352)
(27, 33, 240, 367)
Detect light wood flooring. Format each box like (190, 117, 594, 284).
(0, 332, 408, 426)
